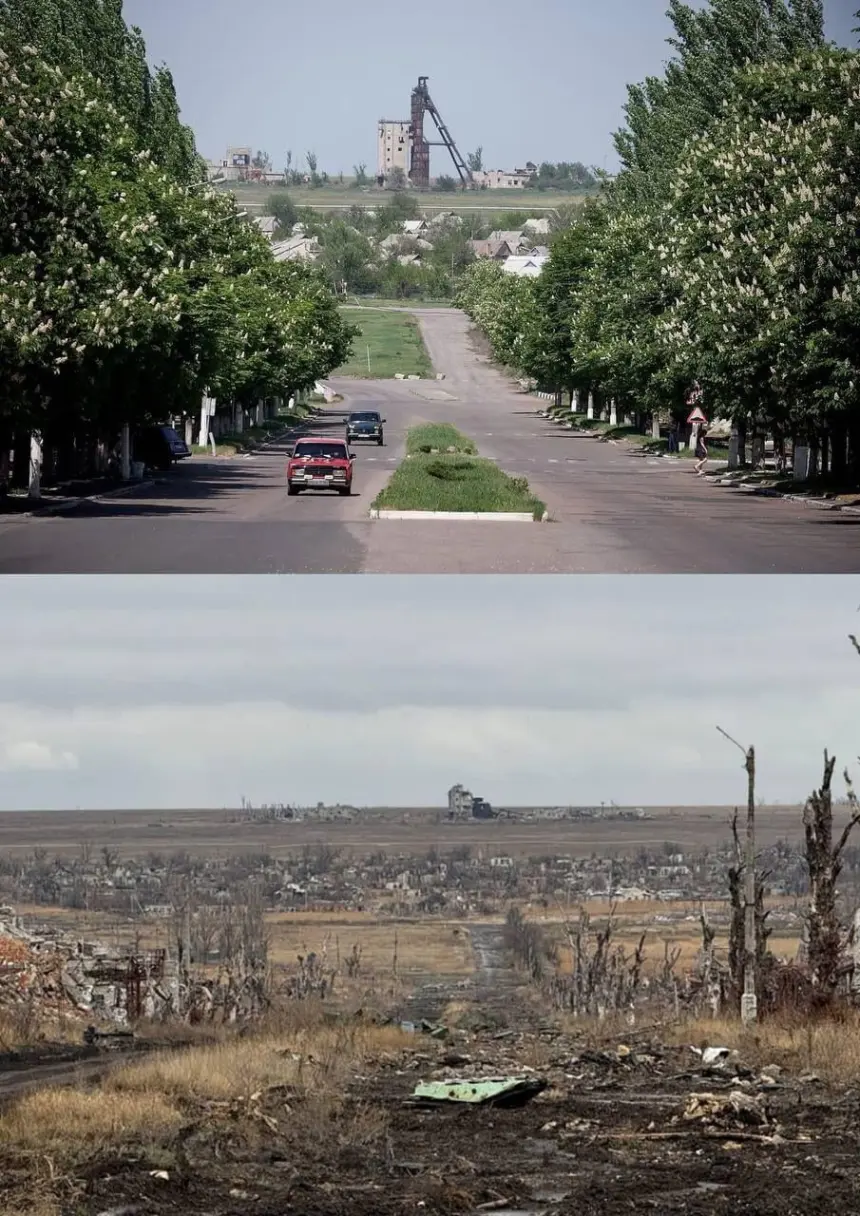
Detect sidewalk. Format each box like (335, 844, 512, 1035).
(0, 414, 313, 519)
(536, 401, 860, 518)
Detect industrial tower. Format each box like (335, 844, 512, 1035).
(409, 77, 472, 190)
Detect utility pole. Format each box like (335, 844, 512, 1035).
(717, 726, 758, 1025)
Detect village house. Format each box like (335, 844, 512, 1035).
(271, 234, 321, 263)
(467, 238, 514, 261)
(502, 252, 550, 277)
(488, 229, 530, 253)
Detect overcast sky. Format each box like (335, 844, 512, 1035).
(120, 0, 857, 174)
(0, 576, 858, 812)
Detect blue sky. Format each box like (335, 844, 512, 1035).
(1, 576, 858, 810)
(121, 0, 857, 174)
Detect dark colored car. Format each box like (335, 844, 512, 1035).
(134, 425, 191, 471)
(287, 437, 354, 496)
(346, 410, 385, 446)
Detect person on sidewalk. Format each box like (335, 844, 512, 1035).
(694, 427, 709, 476)
(667, 421, 679, 454)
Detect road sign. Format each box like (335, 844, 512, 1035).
(687, 405, 707, 425)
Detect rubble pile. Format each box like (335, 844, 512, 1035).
(0, 909, 267, 1031)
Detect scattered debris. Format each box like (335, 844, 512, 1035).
(683, 1089, 768, 1128)
(412, 1075, 548, 1107)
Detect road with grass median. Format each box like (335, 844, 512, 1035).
(1, 309, 858, 572)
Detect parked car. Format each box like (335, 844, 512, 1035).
(134, 425, 191, 471)
(286, 437, 354, 496)
(346, 410, 385, 446)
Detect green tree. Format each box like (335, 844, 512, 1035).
(266, 191, 299, 234)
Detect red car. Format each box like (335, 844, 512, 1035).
(287, 436, 354, 496)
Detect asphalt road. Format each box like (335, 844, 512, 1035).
(1, 308, 858, 572)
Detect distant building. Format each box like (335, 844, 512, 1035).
(377, 119, 411, 184)
(447, 784, 494, 819)
(448, 784, 473, 819)
(472, 166, 536, 189)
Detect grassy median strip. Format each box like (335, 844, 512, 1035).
(335, 308, 434, 379)
(374, 423, 545, 518)
(406, 422, 477, 456)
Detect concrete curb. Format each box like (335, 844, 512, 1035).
(715, 480, 860, 515)
(370, 509, 548, 522)
(25, 479, 157, 518)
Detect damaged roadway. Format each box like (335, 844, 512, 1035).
(4, 922, 860, 1216)
(44, 1021, 860, 1216)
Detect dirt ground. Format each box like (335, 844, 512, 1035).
(2, 925, 859, 1216)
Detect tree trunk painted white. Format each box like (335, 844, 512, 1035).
(199, 398, 210, 448)
(651, 414, 660, 439)
(184, 417, 194, 448)
(728, 430, 741, 469)
(255, 400, 264, 426)
(794, 444, 811, 480)
(586, 394, 594, 420)
(120, 423, 131, 481)
(28, 433, 42, 500)
(609, 400, 618, 426)
(233, 403, 244, 434)
(572, 390, 579, 413)
(689, 423, 700, 452)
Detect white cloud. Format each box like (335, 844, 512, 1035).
(0, 575, 858, 809)
(0, 739, 79, 773)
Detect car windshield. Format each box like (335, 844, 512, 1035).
(292, 442, 347, 459)
(349, 413, 379, 422)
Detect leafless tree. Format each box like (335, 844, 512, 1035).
(802, 753, 860, 1001)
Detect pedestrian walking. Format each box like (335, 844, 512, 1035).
(694, 427, 708, 476)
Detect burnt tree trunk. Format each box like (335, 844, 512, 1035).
(727, 810, 746, 995)
(802, 752, 860, 1002)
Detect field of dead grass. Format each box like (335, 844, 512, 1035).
(665, 1011, 860, 1084)
(267, 913, 474, 975)
(0, 1015, 412, 1164)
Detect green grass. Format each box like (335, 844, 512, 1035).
(374, 424, 545, 518)
(406, 423, 477, 456)
(220, 182, 593, 213)
(335, 309, 433, 379)
(345, 296, 454, 309)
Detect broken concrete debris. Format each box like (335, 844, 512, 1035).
(683, 1089, 768, 1128)
(0, 907, 264, 1029)
(412, 1075, 548, 1107)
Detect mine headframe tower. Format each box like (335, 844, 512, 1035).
(410, 76, 472, 190)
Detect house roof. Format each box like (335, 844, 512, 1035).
(502, 254, 549, 277)
(468, 238, 513, 259)
(402, 219, 427, 234)
(489, 229, 526, 246)
(271, 235, 320, 262)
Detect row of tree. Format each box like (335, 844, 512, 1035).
(457, 1, 860, 474)
(0, 0, 356, 484)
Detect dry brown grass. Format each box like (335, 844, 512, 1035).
(0, 1194, 65, 1216)
(0, 1016, 413, 1170)
(108, 1021, 410, 1104)
(666, 1011, 860, 1084)
(0, 1087, 183, 1153)
(267, 914, 474, 975)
